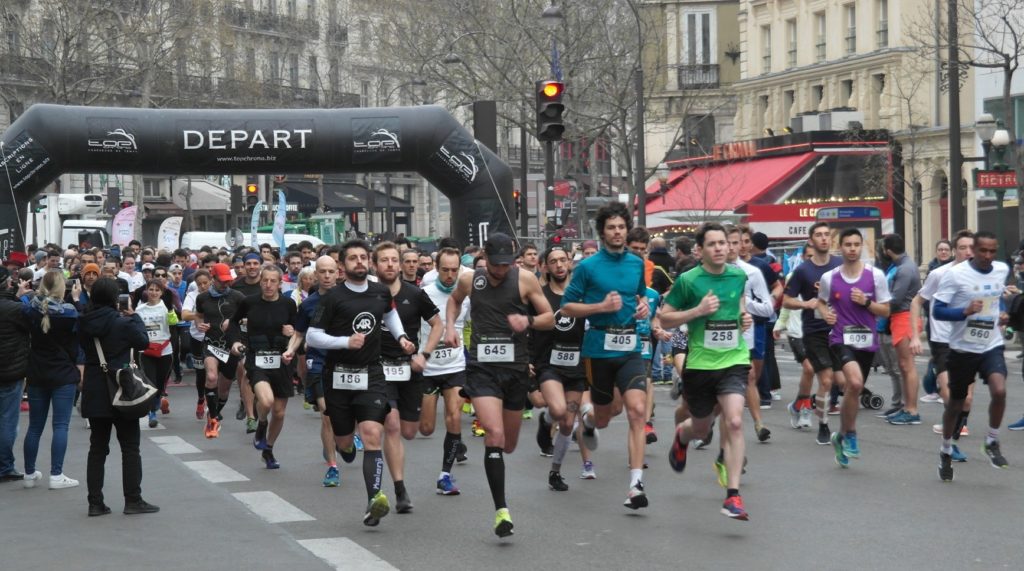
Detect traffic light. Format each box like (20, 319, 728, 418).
(513, 189, 521, 220)
(119, 200, 133, 209)
(535, 80, 565, 142)
(245, 176, 259, 210)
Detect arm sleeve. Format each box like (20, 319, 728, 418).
(932, 299, 967, 322)
(383, 308, 407, 340)
(747, 271, 775, 318)
(306, 327, 351, 350)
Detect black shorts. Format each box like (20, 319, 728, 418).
(947, 347, 1007, 401)
(189, 336, 205, 368)
(385, 374, 425, 422)
(929, 341, 951, 375)
(248, 366, 293, 399)
(671, 330, 689, 357)
(829, 345, 874, 380)
(464, 361, 529, 411)
(789, 337, 807, 363)
(682, 365, 750, 419)
(423, 371, 466, 396)
(537, 367, 587, 394)
(324, 369, 390, 435)
(203, 346, 239, 381)
(803, 330, 841, 373)
(307, 372, 325, 400)
(584, 353, 647, 406)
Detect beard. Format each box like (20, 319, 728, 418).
(346, 268, 368, 282)
(549, 272, 568, 285)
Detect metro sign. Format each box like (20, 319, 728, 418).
(975, 169, 1018, 190)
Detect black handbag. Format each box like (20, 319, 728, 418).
(94, 338, 157, 418)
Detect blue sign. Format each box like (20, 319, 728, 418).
(816, 206, 881, 220)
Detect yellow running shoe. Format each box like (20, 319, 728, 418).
(713, 454, 728, 489)
(494, 507, 514, 537)
(363, 491, 390, 526)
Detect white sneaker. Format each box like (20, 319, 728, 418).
(23, 471, 42, 488)
(798, 407, 813, 428)
(920, 393, 943, 404)
(49, 473, 79, 489)
(771, 390, 782, 401)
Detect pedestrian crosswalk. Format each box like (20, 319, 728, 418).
(231, 491, 315, 523)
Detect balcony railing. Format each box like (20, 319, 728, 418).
(223, 6, 319, 37)
(676, 64, 720, 89)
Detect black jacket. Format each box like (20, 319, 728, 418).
(25, 297, 82, 389)
(78, 305, 149, 419)
(0, 289, 30, 385)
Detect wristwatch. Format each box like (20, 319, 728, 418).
(861, 298, 872, 308)
(527, 314, 535, 327)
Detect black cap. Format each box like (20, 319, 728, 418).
(751, 231, 770, 251)
(484, 233, 516, 265)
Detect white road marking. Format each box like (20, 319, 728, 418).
(231, 491, 315, 523)
(148, 435, 202, 455)
(183, 460, 250, 483)
(297, 538, 399, 571)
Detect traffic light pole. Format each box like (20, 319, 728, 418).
(520, 110, 529, 239)
(634, 68, 647, 228)
(544, 140, 555, 237)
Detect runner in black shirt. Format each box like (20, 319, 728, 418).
(373, 242, 443, 514)
(232, 252, 263, 429)
(307, 239, 415, 527)
(193, 263, 246, 439)
(231, 265, 297, 469)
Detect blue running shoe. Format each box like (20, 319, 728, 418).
(842, 433, 860, 458)
(436, 474, 460, 495)
(831, 432, 849, 468)
(1007, 416, 1024, 431)
(951, 444, 968, 462)
(322, 466, 340, 487)
(262, 448, 280, 469)
(887, 411, 921, 425)
(354, 433, 364, 451)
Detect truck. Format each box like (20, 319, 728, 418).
(24, 193, 112, 249)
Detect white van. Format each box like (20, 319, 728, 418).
(178, 231, 324, 251)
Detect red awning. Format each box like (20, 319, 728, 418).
(645, 152, 817, 215)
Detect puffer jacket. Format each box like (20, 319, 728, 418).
(78, 305, 148, 419)
(0, 288, 29, 384)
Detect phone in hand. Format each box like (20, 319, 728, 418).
(69, 278, 79, 288)
(118, 294, 130, 311)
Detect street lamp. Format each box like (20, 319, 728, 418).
(990, 128, 1011, 258)
(655, 162, 670, 203)
(541, 3, 563, 29)
(975, 113, 997, 146)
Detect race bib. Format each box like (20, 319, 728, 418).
(431, 345, 460, 365)
(550, 343, 580, 367)
(478, 343, 513, 362)
(208, 344, 230, 364)
(704, 320, 739, 350)
(963, 319, 995, 345)
(255, 351, 281, 370)
(382, 360, 412, 382)
(332, 365, 368, 390)
(843, 325, 873, 349)
(603, 327, 637, 351)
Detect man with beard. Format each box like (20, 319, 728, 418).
(418, 248, 471, 495)
(373, 242, 443, 514)
(193, 263, 247, 438)
(306, 240, 416, 527)
(232, 252, 263, 432)
(444, 233, 554, 537)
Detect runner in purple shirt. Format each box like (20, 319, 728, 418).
(817, 228, 891, 467)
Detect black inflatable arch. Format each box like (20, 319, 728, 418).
(0, 104, 514, 256)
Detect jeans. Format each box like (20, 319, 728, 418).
(0, 380, 25, 476)
(23, 383, 77, 476)
(650, 339, 671, 382)
(87, 416, 142, 505)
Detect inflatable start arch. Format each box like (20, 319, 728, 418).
(0, 104, 514, 256)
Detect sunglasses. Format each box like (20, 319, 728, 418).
(154, 273, 167, 277)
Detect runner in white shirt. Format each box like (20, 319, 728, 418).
(182, 270, 212, 420)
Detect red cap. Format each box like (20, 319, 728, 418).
(211, 263, 233, 282)
(5, 251, 28, 267)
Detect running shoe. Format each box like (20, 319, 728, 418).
(842, 433, 860, 458)
(669, 376, 682, 401)
(338, 444, 357, 464)
(938, 451, 954, 482)
(816, 423, 830, 446)
(876, 406, 902, 418)
(788, 402, 801, 429)
(931, 423, 970, 437)
(831, 432, 849, 468)
(322, 466, 340, 487)
(645, 422, 658, 444)
(759, 399, 772, 409)
(536, 411, 553, 454)
(303, 401, 313, 410)
(887, 411, 921, 425)
(579, 460, 596, 480)
(22, 470, 42, 488)
(982, 441, 1009, 468)
(919, 393, 943, 404)
(580, 423, 599, 451)
(147, 411, 158, 429)
(494, 508, 513, 537)
(195, 401, 205, 420)
(456, 442, 468, 463)
(827, 404, 840, 415)
(713, 451, 728, 488)
(798, 407, 813, 428)
(235, 401, 246, 421)
(668, 430, 688, 473)
(245, 417, 258, 434)
(253, 421, 269, 450)
(262, 448, 280, 469)
(521, 409, 533, 420)
(354, 433, 364, 451)
(436, 474, 460, 495)
(951, 444, 967, 462)
(623, 482, 648, 510)
(395, 489, 413, 514)
(160, 397, 170, 415)
(548, 471, 569, 492)
(1007, 416, 1024, 431)
(462, 402, 474, 415)
(363, 491, 390, 527)
(755, 425, 771, 443)
(721, 495, 749, 520)
(471, 419, 485, 437)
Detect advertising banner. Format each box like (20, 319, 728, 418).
(273, 190, 286, 252)
(157, 216, 183, 250)
(111, 206, 136, 246)
(251, 202, 263, 249)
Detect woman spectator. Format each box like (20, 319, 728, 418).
(79, 278, 157, 516)
(22, 272, 82, 489)
(136, 280, 178, 427)
(289, 266, 315, 307)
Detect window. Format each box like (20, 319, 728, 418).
(759, 94, 770, 131)
(107, 27, 119, 66)
(761, 25, 771, 74)
(225, 48, 235, 80)
(287, 0, 297, 18)
(812, 84, 824, 109)
(845, 4, 856, 55)
(5, 26, 19, 55)
(289, 53, 299, 86)
(307, 0, 316, 18)
(786, 18, 797, 68)
(246, 48, 256, 77)
(329, 57, 339, 91)
(360, 80, 370, 107)
(266, 0, 276, 15)
(143, 179, 164, 200)
(308, 55, 318, 87)
(815, 12, 826, 61)
(360, 20, 370, 49)
(269, 51, 280, 81)
(41, 19, 55, 60)
(841, 79, 854, 104)
(784, 89, 795, 119)
(877, 0, 889, 48)
(682, 11, 713, 65)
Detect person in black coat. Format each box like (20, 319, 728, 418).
(78, 278, 158, 516)
(0, 269, 31, 482)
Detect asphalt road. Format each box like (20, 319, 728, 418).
(4, 347, 1024, 570)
